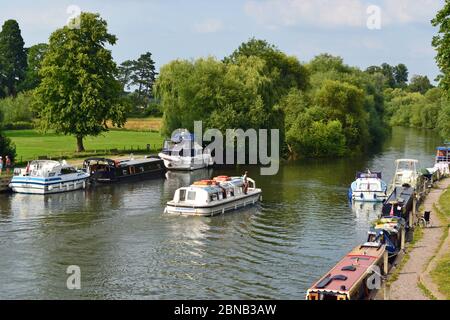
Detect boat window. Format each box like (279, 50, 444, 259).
(60, 167, 77, 175)
(187, 191, 196, 201)
(48, 172, 55, 177)
(179, 189, 186, 201)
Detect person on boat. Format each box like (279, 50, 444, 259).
(0, 156, 3, 175)
(243, 171, 249, 194)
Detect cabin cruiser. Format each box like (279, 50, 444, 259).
(158, 130, 214, 171)
(83, 156, 165, 183)
(165, 175, 262, 216)
(9, 160, 90, 194)
(433, 145, 450, 176)
(388, 159, 420, 193)
(349, 171, 387, 202)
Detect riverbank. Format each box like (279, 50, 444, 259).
(5, 129, 164, 164)
(387, 178, 450, 300)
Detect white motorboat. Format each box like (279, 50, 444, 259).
(349, 171, 387, 202)
(9, 160, 90, 195)
(165, 175, 262, 216)
(389, 159, 419, 193)
(158, 130, 214, 171)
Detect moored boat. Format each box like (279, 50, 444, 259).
(165, 175, 262, 216)
(9, 160, 90, 195)
(388, 159, 420, 193)
(158, 130, 214, 171)
(368, 216, 406, 257)
(349, 171, 387, 202)
(306, 244, 387, 300)
(433, 144, 450, 176)
(83, 156, 166, 183)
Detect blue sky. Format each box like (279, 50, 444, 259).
(0, 0, 444, 82)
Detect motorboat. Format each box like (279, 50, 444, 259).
(382, 185, 415, 228)
(9, 160, 90, 194)
(433, 145, 450, 176)
(165, 175, 262, 216)
(158, 130, 214, 171)
(388, 159, 419, 193)
(83, 156, 166, 183)
(349, 171, 387, 202)
(306, 244, 387, 300)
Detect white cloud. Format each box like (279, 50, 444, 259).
(194, 18, 223, 33)
(244, 0, 444, 29)
(244, 0, 367, 28)
(382, 0, 443, 25)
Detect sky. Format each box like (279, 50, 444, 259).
(0, 0, 444, 82)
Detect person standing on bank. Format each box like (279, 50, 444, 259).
(0, 156, 3, 175)
(5, 155, 11, 175)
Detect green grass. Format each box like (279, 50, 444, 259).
(5, 129, 164, 162)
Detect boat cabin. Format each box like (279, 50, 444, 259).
(171, 176, 255, 205)
(436, 145, 450, 164)
(14, 160, 78, 178)
(391, 159, 419, 189)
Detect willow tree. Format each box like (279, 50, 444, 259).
(34, 12, 126, 152)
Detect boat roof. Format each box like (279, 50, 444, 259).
(356, 172, 382, 179)
(84, 158, 161, 166)
(308, 245, 385, 295)
(437, 147, 450, 151)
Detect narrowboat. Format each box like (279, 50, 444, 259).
(306, 244, 387, 300)
(83, 156, 166, 183)
(9, 160, 90, 195)
(165, 175, 262, 216)
(348, 171, 387, 202)
(368, 217, 406, 257)
(382, 185, 415, 227)
(158, 130, 214, 171)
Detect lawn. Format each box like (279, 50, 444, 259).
(5, 129, 165, 162)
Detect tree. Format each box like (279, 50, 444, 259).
(432, 1, 450, 96)
(0, 20, 27, 97)
(409, 75, 433, 94)
(225, 38, 309, 105)
(19, 43, 49, 91)
(130, 52, 157, 102)
(34, 12, 126, 152)
(394, 64, 409, 87)
(0, 109, 16, 159)
(381, 63, 396, 88)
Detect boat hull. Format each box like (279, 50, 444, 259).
(9, 176, 89, 195)
(158, 153, 213, 171)
(351, 190, 387, 202)
(165, 190, 262, 216)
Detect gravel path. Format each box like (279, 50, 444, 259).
(388, 178, 450, 300)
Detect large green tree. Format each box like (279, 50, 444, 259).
(433, 1, 450, 95)
(0, 20, 27, 97)
(34, 12, 126, 152)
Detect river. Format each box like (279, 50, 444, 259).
(0, 127, 442, 299)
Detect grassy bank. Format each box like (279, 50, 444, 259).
(430, 187, 450, 299)
(5, 129, 164, 163)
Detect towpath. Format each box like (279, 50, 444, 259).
(388, 178, 450, 300)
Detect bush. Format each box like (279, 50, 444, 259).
(2, 121, 35, 130)
(0, 91, 35, 127)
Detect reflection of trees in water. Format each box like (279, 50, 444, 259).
(0, 194, 12, 218)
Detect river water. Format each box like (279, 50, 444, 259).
(0, 127, 442, 299)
